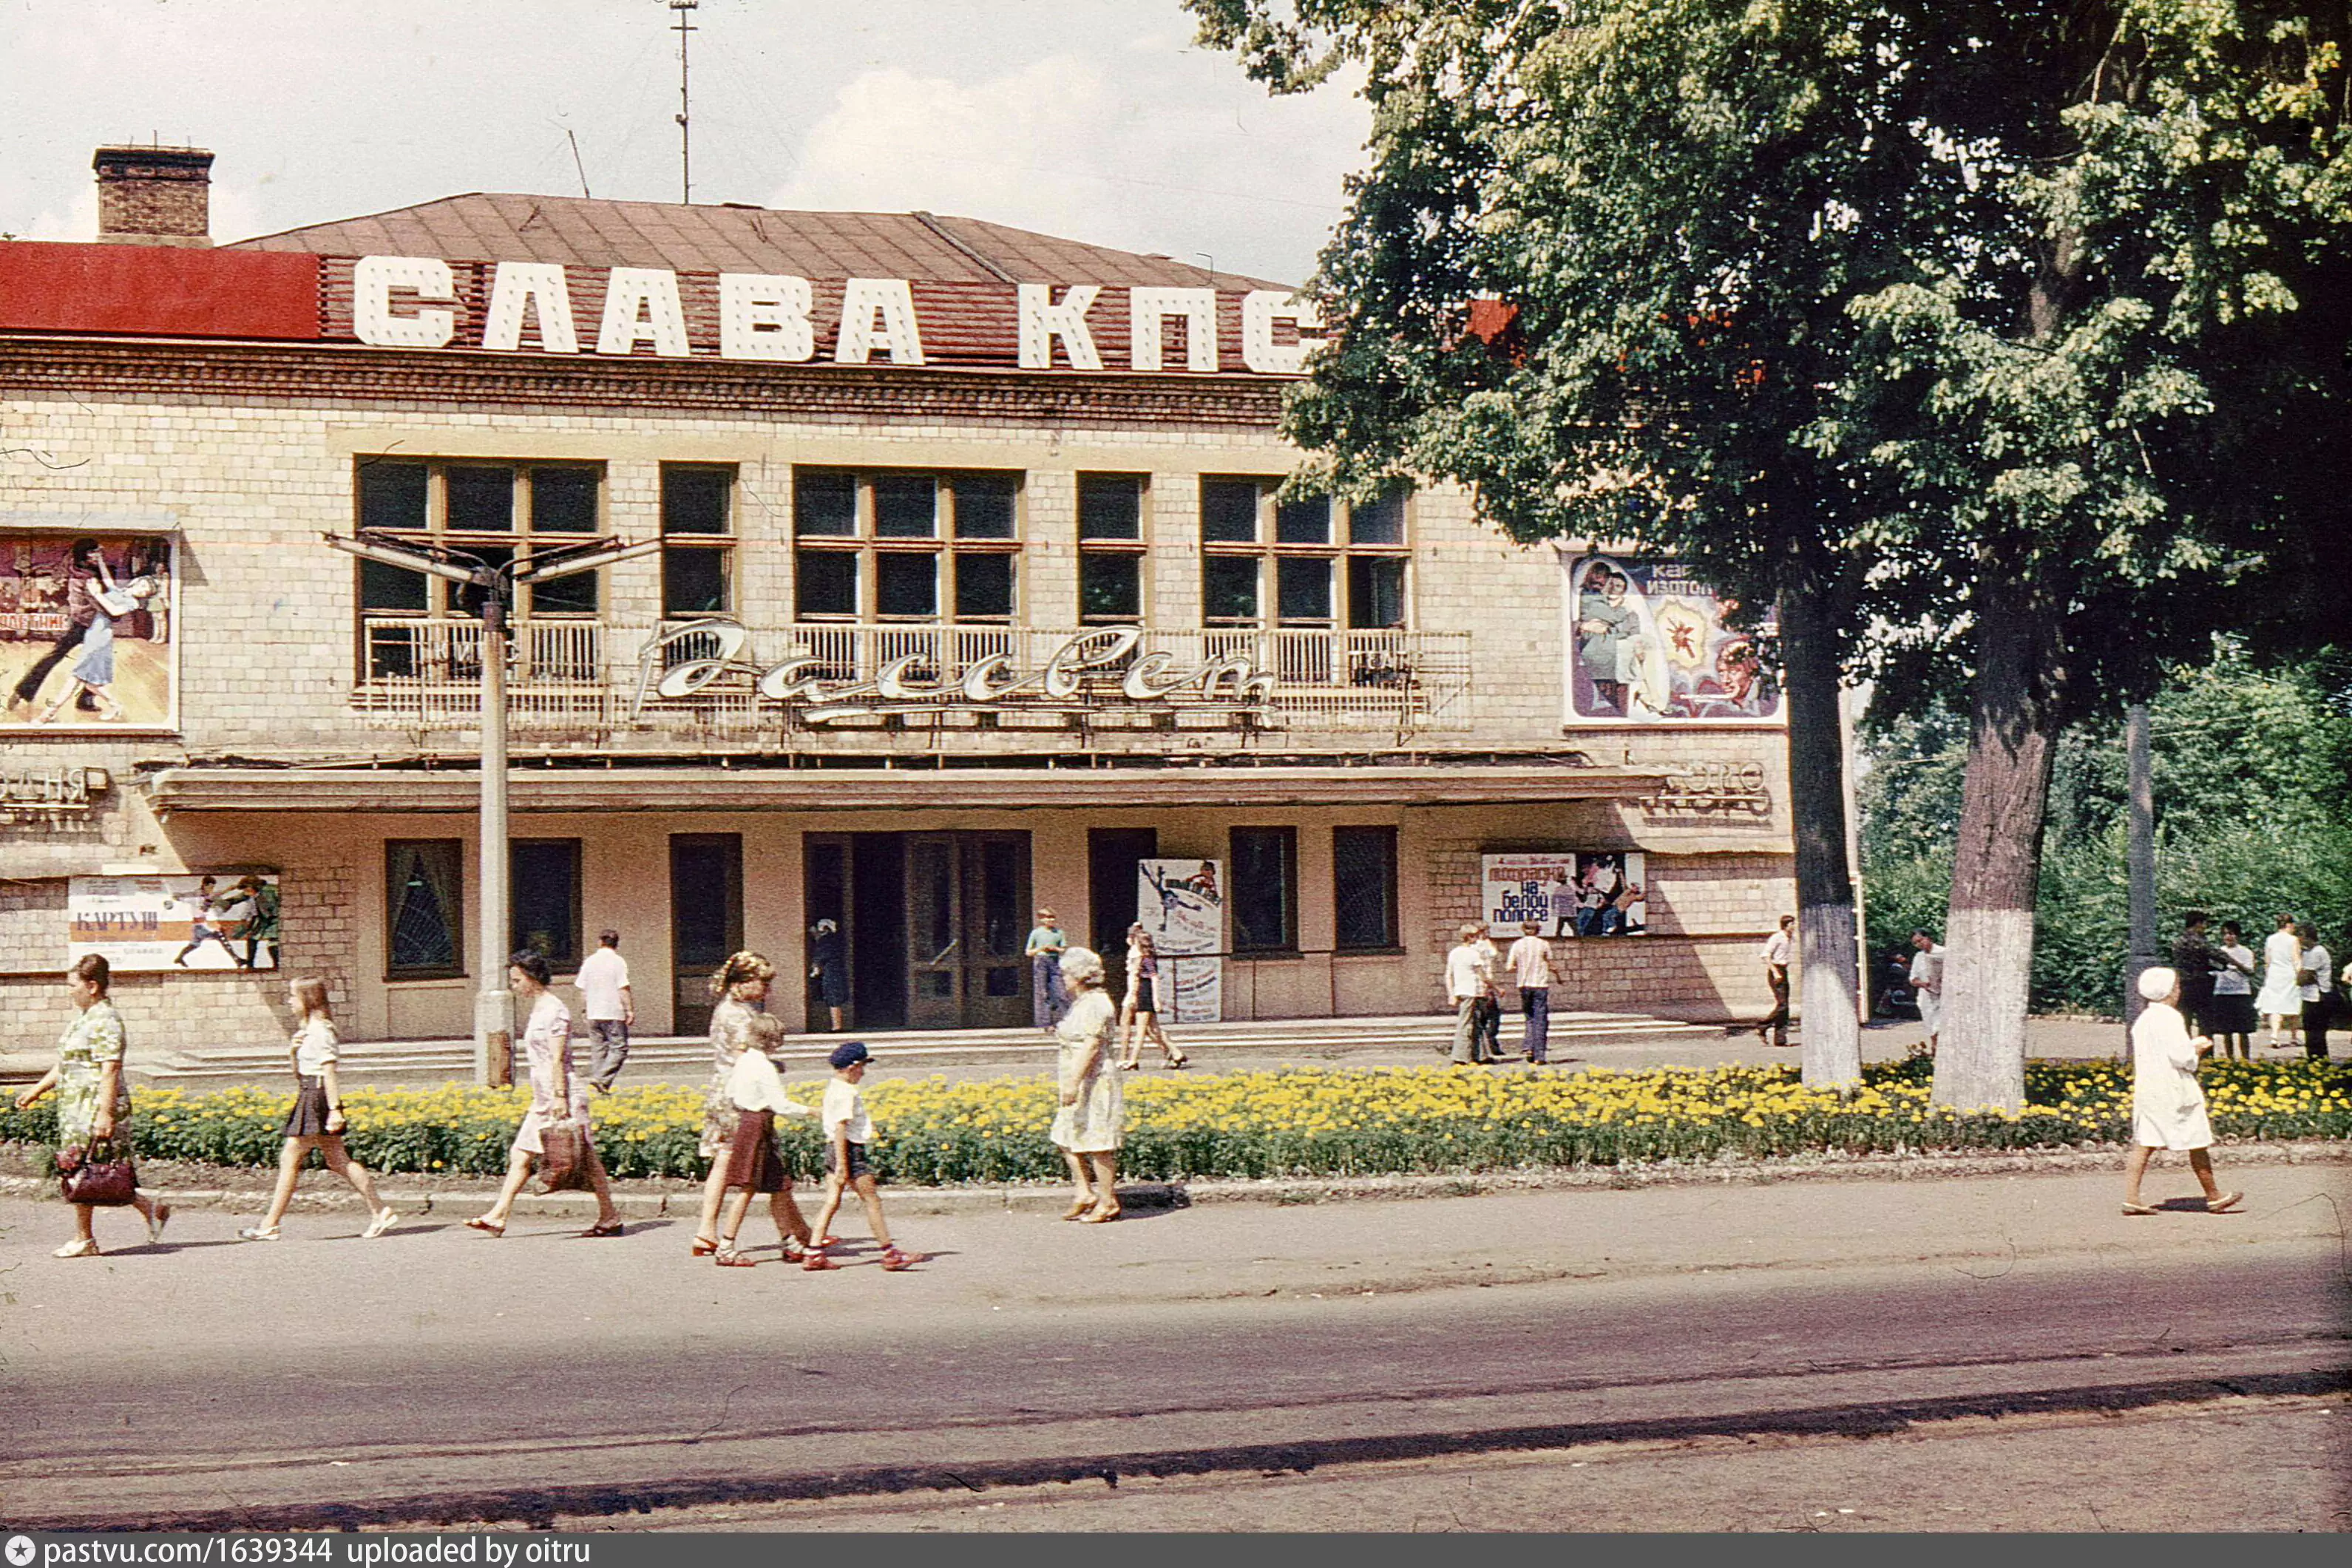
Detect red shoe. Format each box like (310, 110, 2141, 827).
(813, 1235, 841, 1248)
(803, 1247, 841, 1271)
(880, 1246, 919, 1272)
(714, 1245, 756, 1268)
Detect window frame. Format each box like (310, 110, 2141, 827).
(1078, 471, 1150, 625)
(1199, 477, 1411, 630)
(792, 466, 1023, 624)
(384, 838, 466, 982)
(1332, 825, 1401, 952)
(660, 462, 739, 621)
(1228, 825, 1300, 956)
(354, 458, 609, 624)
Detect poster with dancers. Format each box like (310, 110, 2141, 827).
(1136, 857, 1224, 1023)
(69, 873, 282, 972)
(1560, 553, 1780, 725)
(1, 529, 177, 731)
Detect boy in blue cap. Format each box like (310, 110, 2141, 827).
(805, 1041, 917, 1271)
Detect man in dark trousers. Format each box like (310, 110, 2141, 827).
(2171, 910, 2220, 1037)
(5, 538, 101, 716)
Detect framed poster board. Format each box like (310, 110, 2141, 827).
(69, 873, 281, 972)
(1561, 553, 1779, 725)
(1136, 857, 1224, 1023)
(1482, 852, 1647, 938)
(1, 527, 177, 732)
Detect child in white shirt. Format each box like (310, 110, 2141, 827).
(804, 1042, 918, 1272)
(711, 1013, 817, 1267)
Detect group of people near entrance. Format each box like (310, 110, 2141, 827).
(2171, 912, 2342, 1061)
(17, 935, 1139, 1259)
(1026, 909, 1190, 1071)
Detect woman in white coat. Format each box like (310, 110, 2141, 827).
(2253, 912, 2305, 1050)
(2122, 967, 2241, 1217)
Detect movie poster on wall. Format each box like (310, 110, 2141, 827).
(1136, 858, 1224, 1023)
(1560, 553, 1780, 725)
(1482, 852, 1647, 938)
(1, 529, 177, 731)
(68, 874, 282, 973)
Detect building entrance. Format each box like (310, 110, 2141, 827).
(803, 831, 1032, 1031)
(670, 833, 743, 1037)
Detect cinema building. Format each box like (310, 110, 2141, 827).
(0, 147, 1795, 1047)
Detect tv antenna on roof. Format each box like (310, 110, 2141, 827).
(669, 0, 699, 204)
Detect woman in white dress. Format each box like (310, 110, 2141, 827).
(2253, 913, 2305, 1050)
(466, 950, 623, 1237)
(2122, 967, 2240, 1217)
(1050, 947, 1125, 1223)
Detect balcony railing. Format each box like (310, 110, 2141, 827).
(352, 619, 1472, 736)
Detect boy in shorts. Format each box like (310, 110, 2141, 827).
(804, 1041, 918, 1272)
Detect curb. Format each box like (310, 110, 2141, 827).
(4, 1138, 2345, 1217)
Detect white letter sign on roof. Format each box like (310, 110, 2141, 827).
(597, 268, 692, 357)
(1017, 284, 1102, 370)
(353, 256, 455, 348)
(481, 262, 579, 353)
(835, 278, 925, 365)
(1242, 290, 1324, 375)
(1129, 287, 1219, 373)
(719, 273, 816, 362)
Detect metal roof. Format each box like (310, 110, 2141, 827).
(227, 193, 1289, 290)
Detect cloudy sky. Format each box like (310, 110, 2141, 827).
(0, 0, 1369, 283)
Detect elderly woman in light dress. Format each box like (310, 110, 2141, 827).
(2123, 965, 2242, 1218)
(14, 954, 171, 1257)
(1051, 946, 1125, 1223)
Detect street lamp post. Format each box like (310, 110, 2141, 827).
(326, 530, 662, 1085)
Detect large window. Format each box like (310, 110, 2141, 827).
(794, 467, 1020, 621)
(356, 459, 606, 621)
(385, 840, 464, 980)
(661, 464, 735, 619)
(1230, 826, 1298, 954)
(510, 838, 583, 968)
(1332, 826, 1400, 951)
(1198, 478, 1411, 628)
(1078, 472, 1146, 622)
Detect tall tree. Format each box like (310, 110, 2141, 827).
(1195, 1, 2352, 1107)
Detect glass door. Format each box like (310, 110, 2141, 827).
(669, 833, 742, 1037)
(904, 833, 963, 1030)
(961, 832, 1031, 1028)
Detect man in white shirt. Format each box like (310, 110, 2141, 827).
(1446, 923, 1497, 1065)
(1735, 914, 1796, 1048)
(1908, 929, 1946, 1056)
(1506, 920, 1558, 1064)
(575, 929, 634, 1091)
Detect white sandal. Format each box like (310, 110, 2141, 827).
(363, 1209, 399, 1239)
(237, 1224, 280, 1242)
(52, 1237, 100, 1258)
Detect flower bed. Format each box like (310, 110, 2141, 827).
(4, 1059, 2346, 1184)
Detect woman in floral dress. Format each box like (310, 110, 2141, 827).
(1050, 946, 1125, 1223)
(13, 954, 169, 1257)
(691, 950, 779, 1256)
(464, 951, 623, 1238)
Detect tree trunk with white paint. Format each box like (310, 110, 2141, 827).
(1780, 586, 1862, 1090)
(1932, 581, 2067, 1112)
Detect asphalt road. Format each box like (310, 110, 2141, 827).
(1, 1165, 2345, 1530)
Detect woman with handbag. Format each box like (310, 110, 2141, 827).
(13, 954, 169, 1257)
(464, 951, 623, 1238)
(236, 978, 399, 1241)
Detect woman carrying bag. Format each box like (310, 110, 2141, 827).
(14, 954, 169, 1257)
(237, 977, 399, 1241)
(465, 951, 623, 1238)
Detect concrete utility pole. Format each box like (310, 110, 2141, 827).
(326, 532, 660, 1084)
(2124, 702, 2158, 1029)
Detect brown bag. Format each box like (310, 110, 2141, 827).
(58, 1138, 138, 1206)
(535, 1119, 593, 1194)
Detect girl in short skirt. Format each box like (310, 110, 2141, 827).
(712, 1013, 819, 1267)
(238, 977, 399, 1241)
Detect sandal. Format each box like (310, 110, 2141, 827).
(580, 1219, 626, 1238)
(52, 1237, 100, 1258)
(714, 1245, 756, 1268)
(691, 1234, 719, 1257)
(1167, 1056, 1190, 1070)
(237, 1224, 282, 1242)
(1062, 1198, 1094, 1221)
(2121, 1201, 2160, 1216)
(1079, 1204, 1122, 1223)
(880, 1246, 919, 1272)
(1119, 1061, 1140, 1071)
(2206, 1192, 2244, 1214)
(780, 1240, 807, 1263)
(146, 1203, 173, 1246)
(363, 1209, 399, 1240)
(803, 1247, 841, 1271)
(464, 1216, 506, 1238)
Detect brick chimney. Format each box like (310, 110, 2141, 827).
(93, 145, 214, 247)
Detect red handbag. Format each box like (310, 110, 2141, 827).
(535, 1119, 593, 1194)
(58, 1138, 138, 1206)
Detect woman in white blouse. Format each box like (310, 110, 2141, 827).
(237, 977, 398, 1241)
(2122, 966, 2241, 1217)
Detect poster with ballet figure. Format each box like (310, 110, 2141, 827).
(1560, 553, 1780, 725)
(70, 873, 282, 973)
(1, 530, 177, 731)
